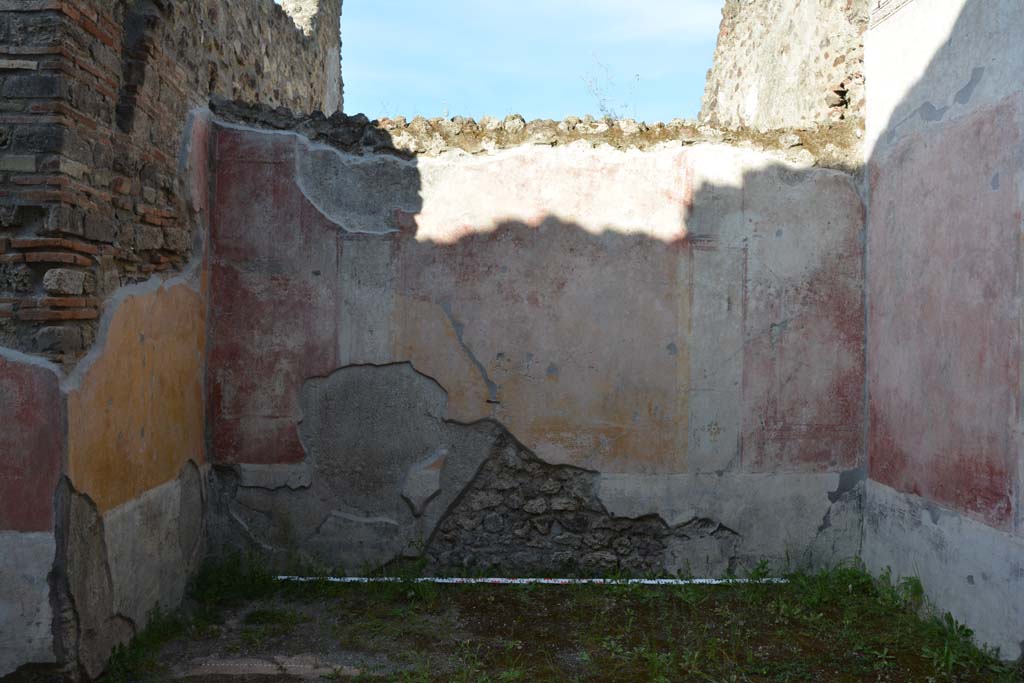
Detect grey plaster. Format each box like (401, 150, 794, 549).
(103, 462, 205, 629)
(0, 532, 56, 678)
(57, 481, 133, 680)
(295, 137, 421, 235)
(402, 448, 448, 517)
(45, 463, 206, 680)
(596, 471, 864, 572)
(209, 363, 499, 573)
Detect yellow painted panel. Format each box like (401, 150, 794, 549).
(67, 280, 206, 513)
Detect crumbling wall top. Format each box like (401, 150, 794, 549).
(210, 99, 864, 171)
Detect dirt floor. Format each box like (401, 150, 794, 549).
(101, 560, 1022, 683)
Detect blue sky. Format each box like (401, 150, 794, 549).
(339, 0, 722, 122)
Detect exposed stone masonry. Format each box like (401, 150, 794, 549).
(426, 434, 741, 576)
(0, 0, 341, 364)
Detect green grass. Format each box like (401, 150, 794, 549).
(100, 557, 1023, 683)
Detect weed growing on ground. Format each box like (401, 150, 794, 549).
(99, 558, 1023, 683)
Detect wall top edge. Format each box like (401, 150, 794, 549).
(209, 99, 865, 170)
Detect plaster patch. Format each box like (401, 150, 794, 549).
(402, 448, 448, 517)
(209, 364, 497, 573)
(295, 137, 421, 235)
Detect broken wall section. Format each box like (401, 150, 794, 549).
(205, 109, 865, 579)
(701, 0, 868, 133)
(862, 0, 1024, 659)
(0, 0, 342, 365)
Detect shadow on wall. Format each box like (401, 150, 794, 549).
(205, 103, 865, 581)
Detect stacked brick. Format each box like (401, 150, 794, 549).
(0, 0, 342, 364)
(0, 236, 101, 354)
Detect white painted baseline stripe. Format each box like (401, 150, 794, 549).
(277, 576, 788, 586)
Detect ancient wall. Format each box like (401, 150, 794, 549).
(700, 0, 868, 132)
(861, 0, 1024, 658)
(0, 0, 341, 366)
(204, 110, 865, 578)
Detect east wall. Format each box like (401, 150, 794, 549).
(862, 0, 1024, 657)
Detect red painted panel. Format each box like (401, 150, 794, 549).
(207, 127, 340, 465)
(0, 356, 63, 532)
(868, 102, 1020, 528)
(743, 176, 866, 473)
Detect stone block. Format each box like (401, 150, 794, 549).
(134, 224, 164, 251)
(43, 268, 86, 295)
